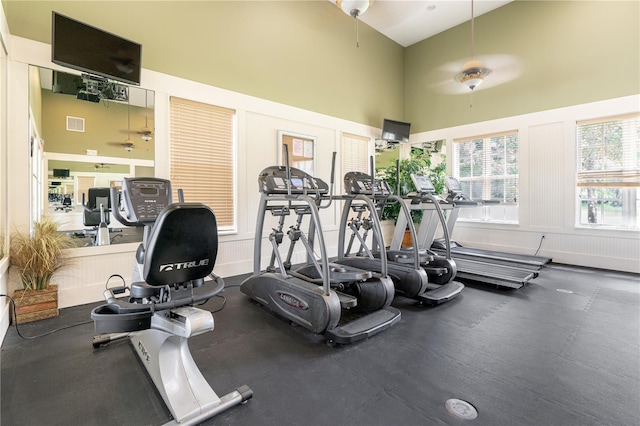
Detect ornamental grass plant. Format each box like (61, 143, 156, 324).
(10, 220, 75, 291)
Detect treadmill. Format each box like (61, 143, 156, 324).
(335, 170, 464, 305)
(432, 177, 552, 272)
(411, 176, 539, 290)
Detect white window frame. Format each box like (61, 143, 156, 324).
(575, 113, 639, 230)
(453, 130, 519, 224)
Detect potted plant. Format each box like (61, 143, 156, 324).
(375, 147, 447, 247)
(9, 219, 75, 323)
(377, 147, 447, 223)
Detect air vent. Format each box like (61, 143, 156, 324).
(66, 116, 85, 132)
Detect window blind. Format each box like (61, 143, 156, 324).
(341, 133, 370, 178)
(576, 113, 640, 188)
(453, 131, 519, 202)
(169, 96, 236, 229)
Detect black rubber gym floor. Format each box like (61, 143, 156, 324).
(2, 264, 639, 425)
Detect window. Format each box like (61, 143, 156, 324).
(576, 113, 639, 230)
(169, 97, 236, 232)
(341, 132, 370, 179)
(453, 130, 519, 223)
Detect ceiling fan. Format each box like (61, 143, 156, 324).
(425, 0, 523, 96)
(140, 90, 153, 142)
(119, 128, 152, 140)
(118, 91, 153, 142)
(107, 141, 135, 152)
(94, 162, 111, 171)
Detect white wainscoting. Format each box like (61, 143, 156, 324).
(528, 121, 565, 229)
(453, 222, 640, 273)
(413, 95, 640, 275)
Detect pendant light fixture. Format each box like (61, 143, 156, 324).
(336, 0, 373, 48)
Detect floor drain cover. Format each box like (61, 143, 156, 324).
(445, 399, 478, 420)
(556, 289, 574, 294)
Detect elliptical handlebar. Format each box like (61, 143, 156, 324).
(317, 152, 337, 209)
(284, 144, 292, 197)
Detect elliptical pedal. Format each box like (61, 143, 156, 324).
(325, 307, 401, 345)
(335, 291, 358, 308)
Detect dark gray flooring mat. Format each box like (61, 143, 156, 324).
(2, 264, 639, 425)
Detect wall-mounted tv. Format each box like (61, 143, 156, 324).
(381, 118, 411, 144)
(53, 168, 70, 178)
(51, 12, 142, 86)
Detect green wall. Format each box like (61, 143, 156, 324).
(405, 0, 640, 132)
(4, 1, 405, 127)
(4, 1, 639, 133)
(40, 88, 153, 160)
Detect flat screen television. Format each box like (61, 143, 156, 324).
(381, 118, 411, 143)
(53, 168, 70, 178)
(51, 12, 142, 85)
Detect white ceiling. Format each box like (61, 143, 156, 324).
(339, 0, 513, 47)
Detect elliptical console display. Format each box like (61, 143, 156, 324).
(343, 171, 391, 196)
(259, 166, 329, 195)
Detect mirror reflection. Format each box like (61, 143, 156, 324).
(29, 65, 155, 246)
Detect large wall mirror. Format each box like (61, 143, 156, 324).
(29, 65, 155, 245)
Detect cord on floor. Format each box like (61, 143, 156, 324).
(534, 235, 546, 256)
(0, 294, 92, 340)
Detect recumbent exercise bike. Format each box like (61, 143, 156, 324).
(91, 177, 251, 425)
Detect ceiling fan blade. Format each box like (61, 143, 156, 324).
(425, 54, 523, 95)
(106, 141, 135, 149)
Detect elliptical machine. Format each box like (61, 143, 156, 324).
(336, 158, 463, 305)
(91, 177, 251, 425)
(240, 150, 400, 345)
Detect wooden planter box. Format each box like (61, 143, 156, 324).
(12, 285, 58, 324)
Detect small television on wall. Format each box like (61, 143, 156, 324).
(53, 168, 70, 178)
(381, 118, 411, 144)
(51, 12, 142, 85)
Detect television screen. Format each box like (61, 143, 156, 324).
(52, 71, 85, 96)
(52, 12, 142, 85)
(53, 168, 70, 178)
(381, 118, 411, 143)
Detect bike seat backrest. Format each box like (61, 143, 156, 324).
(143, 203, 218, 287)
(83, 187, 111, 226)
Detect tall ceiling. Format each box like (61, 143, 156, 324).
(334, 0, 513, 47)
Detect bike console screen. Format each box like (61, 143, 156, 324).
(121, 178, 172, 223)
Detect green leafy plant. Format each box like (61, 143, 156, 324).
(376, 147, 447, 223)
(10, 220, 75, 291)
